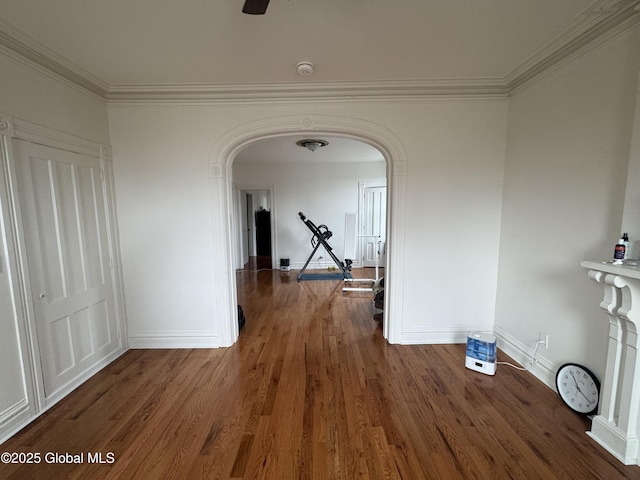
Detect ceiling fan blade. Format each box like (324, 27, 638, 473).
(242, 0, 270, 15)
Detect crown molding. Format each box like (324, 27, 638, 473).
(0, 18, 108, 99)
(104, 78, 508, 105)
(505, 0, 640, 92)
(0, 3, 638, 104)
(509, 10, 640, 97)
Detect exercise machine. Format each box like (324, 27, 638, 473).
(342, 237, 382, 292)
(297, 212, 353, 281)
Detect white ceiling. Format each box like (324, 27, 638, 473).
(0, 0, 637, 89)
(235, 135, 384, 164)
(0, 1, 638, 163)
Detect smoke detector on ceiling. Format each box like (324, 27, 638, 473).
(297, 62, 314, 76)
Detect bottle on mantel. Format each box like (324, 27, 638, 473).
(613, 236, 626, 264)
(623, 233, 630, 259)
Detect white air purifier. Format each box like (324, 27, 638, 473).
(465, 332, 497, 375)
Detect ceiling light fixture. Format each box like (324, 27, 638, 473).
(296, 139, 329, 152)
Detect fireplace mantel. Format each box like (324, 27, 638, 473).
(581, 260, 640, 466)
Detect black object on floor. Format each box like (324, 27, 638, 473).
(238, 305, 246, 331)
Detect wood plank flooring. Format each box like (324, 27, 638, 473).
(1, 267, 639, 479)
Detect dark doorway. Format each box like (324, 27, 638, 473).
(254, 208, 272, 269)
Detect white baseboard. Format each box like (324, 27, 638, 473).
(400, 326, 493, 345)
(0, 398, 32, 445)
(128, 330, 220, 348)
(494, 326, 557, 390)
(0, 398, 29, 426)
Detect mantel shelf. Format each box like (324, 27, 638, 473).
(581, 260, 640, 280)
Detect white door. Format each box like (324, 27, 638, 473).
(14, 140, 119, 398)
(361, 185, 386, 267)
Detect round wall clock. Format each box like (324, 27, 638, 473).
(555, 363, 600, 415)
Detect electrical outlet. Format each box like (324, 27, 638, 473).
(539, 331, 549, 349)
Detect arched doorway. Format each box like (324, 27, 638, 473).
(209, 115, 407, 347)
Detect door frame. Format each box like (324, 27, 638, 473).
(358, 181, 387, 268)
(233, 184, 276, 269)
(209, 114, 408, 346)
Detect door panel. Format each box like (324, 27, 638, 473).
(362, 186, 387, 267)
(14, 140, 118, 398)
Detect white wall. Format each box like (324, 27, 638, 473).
(495, 26, 640, 386)
(108, 99, 508, 347)
(233, 160, 386, 269)
(0, 52, 112, 441)
(621, 70, 640, 255)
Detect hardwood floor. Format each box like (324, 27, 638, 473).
(243, 255, 272, 271)
(1, 267, 639, 479)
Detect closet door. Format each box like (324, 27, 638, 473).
(13, 140, 119, 399)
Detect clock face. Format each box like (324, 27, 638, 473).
(555, 363, 600, 415)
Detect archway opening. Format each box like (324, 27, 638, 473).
(232, 133, 387, 335)
(211, 116, 407, 347)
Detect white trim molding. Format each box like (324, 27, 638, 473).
(0, 119, 37, 444)
(400, 326, 481, 345)
(505, 0, 640, 92)
(106, 79, 508, 104)
(128, 331, 220, 349)
(0, 18, 108, 99)
(10, 115, 103, 158)
(0, 398, 28, 425)
(0, 399, 30, 445)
